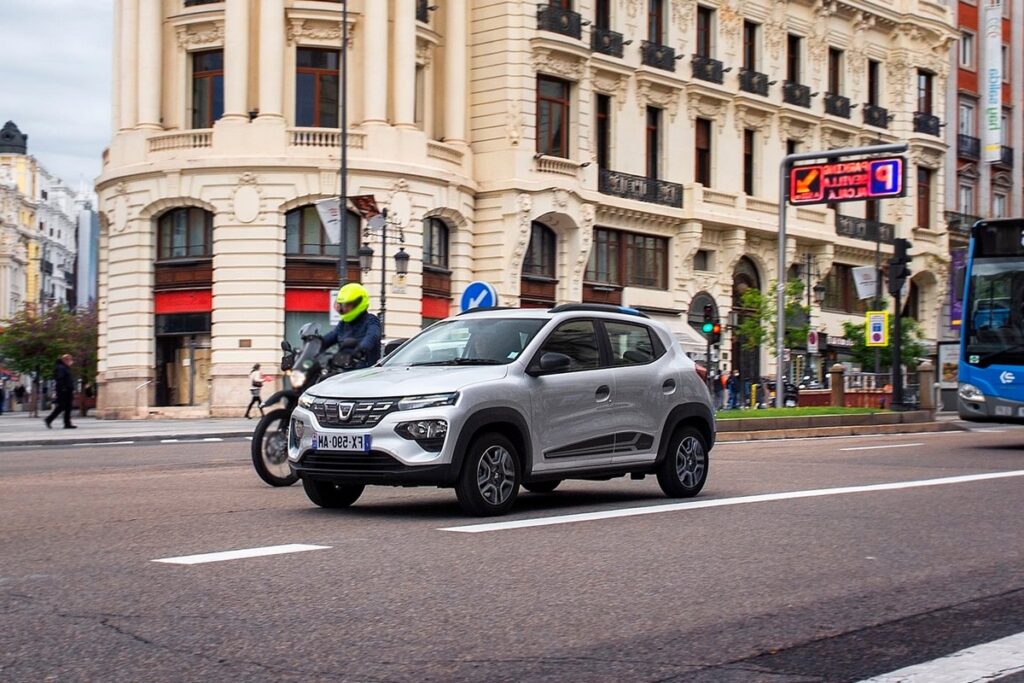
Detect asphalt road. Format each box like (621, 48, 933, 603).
(1, 428, 1023, 682)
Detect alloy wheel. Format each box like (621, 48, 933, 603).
(476, 445, 516, 505)
(674, 436, 706, 489)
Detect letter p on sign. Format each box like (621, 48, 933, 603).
(868, 158, 903, 198)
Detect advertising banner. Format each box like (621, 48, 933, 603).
(852, 266, 878, 300)
(950, 249, 966, 329)
(983, 0, 1003, 163)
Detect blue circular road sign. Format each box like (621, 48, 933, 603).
(460, 281, 498, 312)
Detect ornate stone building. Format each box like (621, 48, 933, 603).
(96, 0, 955, 417)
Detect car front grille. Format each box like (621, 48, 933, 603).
(300, 450, 404, 473)
(309, 398, 398, 428)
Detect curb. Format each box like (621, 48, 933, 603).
(716, 421, 963, 443)
(2, 430, 254, 448)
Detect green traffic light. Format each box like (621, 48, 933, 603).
(701, 323, 714, 333)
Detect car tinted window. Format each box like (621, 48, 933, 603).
(537, 320, 601, 370)
(384, 318, 547, 366)
(604, 321, 660, 366)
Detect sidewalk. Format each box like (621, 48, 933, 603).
(0, 412, 255, 447)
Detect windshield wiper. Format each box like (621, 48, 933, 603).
(410, 358, 504, 367)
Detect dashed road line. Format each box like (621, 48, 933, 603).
(858, 630, 1024, 682)
(840, 443, 924, 452)
(440, 469, 1024, 534)
(152, 544, 331, 565)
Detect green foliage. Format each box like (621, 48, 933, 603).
(735, 279, 810, 355)
(0, 304, 98, 388)
(841, 309, 925, 371)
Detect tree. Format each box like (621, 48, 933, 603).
(841, 311, 925, 372)
(735, 279, 810, 355)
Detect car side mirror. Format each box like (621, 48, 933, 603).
(530, 352, 572, 376)
(383, 339, 406, 357)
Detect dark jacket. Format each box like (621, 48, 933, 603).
(322, 312, 382, 369)
(54, 360, 75, 397)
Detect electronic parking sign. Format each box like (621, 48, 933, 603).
(789, 156, 905, 206)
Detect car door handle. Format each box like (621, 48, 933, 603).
(595, 385, 611, 402)
(662, 379, 676, 394)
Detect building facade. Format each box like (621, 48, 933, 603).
(0, 121, 81, 321)
(96, 0, 955, 418)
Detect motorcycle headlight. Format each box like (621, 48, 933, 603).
(958, 383, 985, 402)
(298, 394, 315, 409)
(289, 369, 307, 387)
(397, 393, 459, 411)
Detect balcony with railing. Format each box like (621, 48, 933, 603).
(823, 93, 851, 119)
(536, 4, 582, 40)
(738, 69, 769, 96)
(416, 0, 430, 23)
(691, 55, 724, 84)
(835, 215, 895, 245)
(591, 27, 625, 57)
(782, 82, 811, 108)
(957, 134, 980, 160)
(640, 41, 677, 72)
(863, 103, 889, 129)
(913, 111, 941, 136)
(945, 211, 982, 234)
(184, 0, 221, 6)
(998, 145, 1014, 168)
(599, 169, 683, 208)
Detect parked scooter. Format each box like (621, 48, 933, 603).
(251, 324, 359, 487)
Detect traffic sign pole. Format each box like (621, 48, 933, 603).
(777, 143, 908, 408)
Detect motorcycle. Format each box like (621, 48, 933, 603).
(251, 324, 360, 487)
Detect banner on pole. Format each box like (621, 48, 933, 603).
(983, 0, 1003, 163)
(315, 198, 343, 245)
(852, 266, 877, 300)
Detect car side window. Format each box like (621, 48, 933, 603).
(536, 320, 601, 371)
(604, 321, 661, 366)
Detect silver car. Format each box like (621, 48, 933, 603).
(288, 304, 715, 516)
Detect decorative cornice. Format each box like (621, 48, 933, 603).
(175, 22, 224, 48)
(532, 47, 585, 81)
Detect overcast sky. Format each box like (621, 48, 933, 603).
(0, 1, 112, 190)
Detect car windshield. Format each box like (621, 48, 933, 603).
(965, 258, 1024, 367)
(382, 317, 548, 367)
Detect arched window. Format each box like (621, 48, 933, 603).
(423, 217, 450, 270)
(285, 205, 359, 257)
(523, 221, 556, 278)
(157, 207, 213, 260)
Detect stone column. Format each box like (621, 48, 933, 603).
(119, 0, 139, 130)
(917, 361, 936, 413)
(363, 0, 389, 124)
(112, 0, 122, 131)
(257, 0, 285, 120)
(393, 0, 417, 127)
(830, 364, 846, 407)
(444, 0, 467, 143)
(137, 0, 162, 129)
(223, 0, 250, 120)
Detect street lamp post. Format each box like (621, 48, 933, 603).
(358, 208, 409, 332)
(338, 0, 349, 284)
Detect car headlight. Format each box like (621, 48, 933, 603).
(958, 383, 985, 402)
(396, 420, 448, 440)
(298, 394, 314, 409)
(397, 393, 459, 411)
(289, 369, 307, 387)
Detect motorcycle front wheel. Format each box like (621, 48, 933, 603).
(251, 408, 299, 487)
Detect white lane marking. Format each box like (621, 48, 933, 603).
(972, 428, 1007, 433)
(839, 443, 924, 452)
(70, 441, 136, 447)
(721, 431, 969, 446)
(160, 439, 180, 443)
(202, 438, 223, 442)
(152, 544, 330, 565)
(440, 469, 1024, 534)
(858, 630, 1024, 682)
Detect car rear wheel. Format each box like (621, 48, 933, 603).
(523, 480, 560, 494)
(302, 478, 365, 508)
(656, 426, 709, 498)
(455, 433, 521, 516)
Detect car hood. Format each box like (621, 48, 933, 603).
(307, 364, 510, 398)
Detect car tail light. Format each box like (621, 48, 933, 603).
(694, 365, 708, 382)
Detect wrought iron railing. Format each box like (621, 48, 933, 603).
(184, 0, 221, 6)
(537, 4, 582, 39)
(913, 111, 941, 136)
(999, 145, 1014, 168)
(416, 0, 430, 23)
(691, 55, 724, 84)
(945, 211, 982, 233)
(782, 81, 811, 108)
(835, 215, 895, 245)
(863, 103, 889, 128)
(957, 134, 980, 160)
(823, 93, 851, 118)
(738, 69, 769, 96)
(599, 169, 683, 208)
(641, 40, 677, 71)
(591, 27, 624, 57)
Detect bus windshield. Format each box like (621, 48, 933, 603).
(965, 258, 1024, 367)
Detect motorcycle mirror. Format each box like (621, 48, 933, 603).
(281, 341, 292, 352)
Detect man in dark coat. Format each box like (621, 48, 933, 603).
(44, 354, 76, 429)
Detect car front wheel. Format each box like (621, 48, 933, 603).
(455, 433, 521, 516)
(656, 426, 709, 498)
(302, 478, 365, 508)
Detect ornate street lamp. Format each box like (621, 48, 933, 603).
(358, 243, 375, 273)
(813, 281, 826, 306)
(394, 247, 410, 277)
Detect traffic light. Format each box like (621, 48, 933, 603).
(710, 321, 722, 345)
(701, 304, 714, 334)
(887, 238, 912, 296)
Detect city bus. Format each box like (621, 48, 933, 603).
(958, 218, 1024, 422)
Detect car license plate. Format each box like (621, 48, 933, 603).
(310, 433, 371, 452)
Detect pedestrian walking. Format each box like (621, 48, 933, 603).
(726, 369, 740, 409)
(245, 364, 265, 419)
(712, 372, 724, 410)
(44, 354, 76, 429)
(0, 383, 5, 416)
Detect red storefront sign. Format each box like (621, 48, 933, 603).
(154, 290, 212, 314)
(789, 156, 905, 205)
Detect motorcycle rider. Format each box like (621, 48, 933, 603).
(322, 283, 381, 369)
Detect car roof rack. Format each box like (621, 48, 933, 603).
(548, 303, 650, 318)
(456, 306, 518, 316)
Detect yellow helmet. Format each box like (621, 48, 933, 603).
(336, 282, 370, 323)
